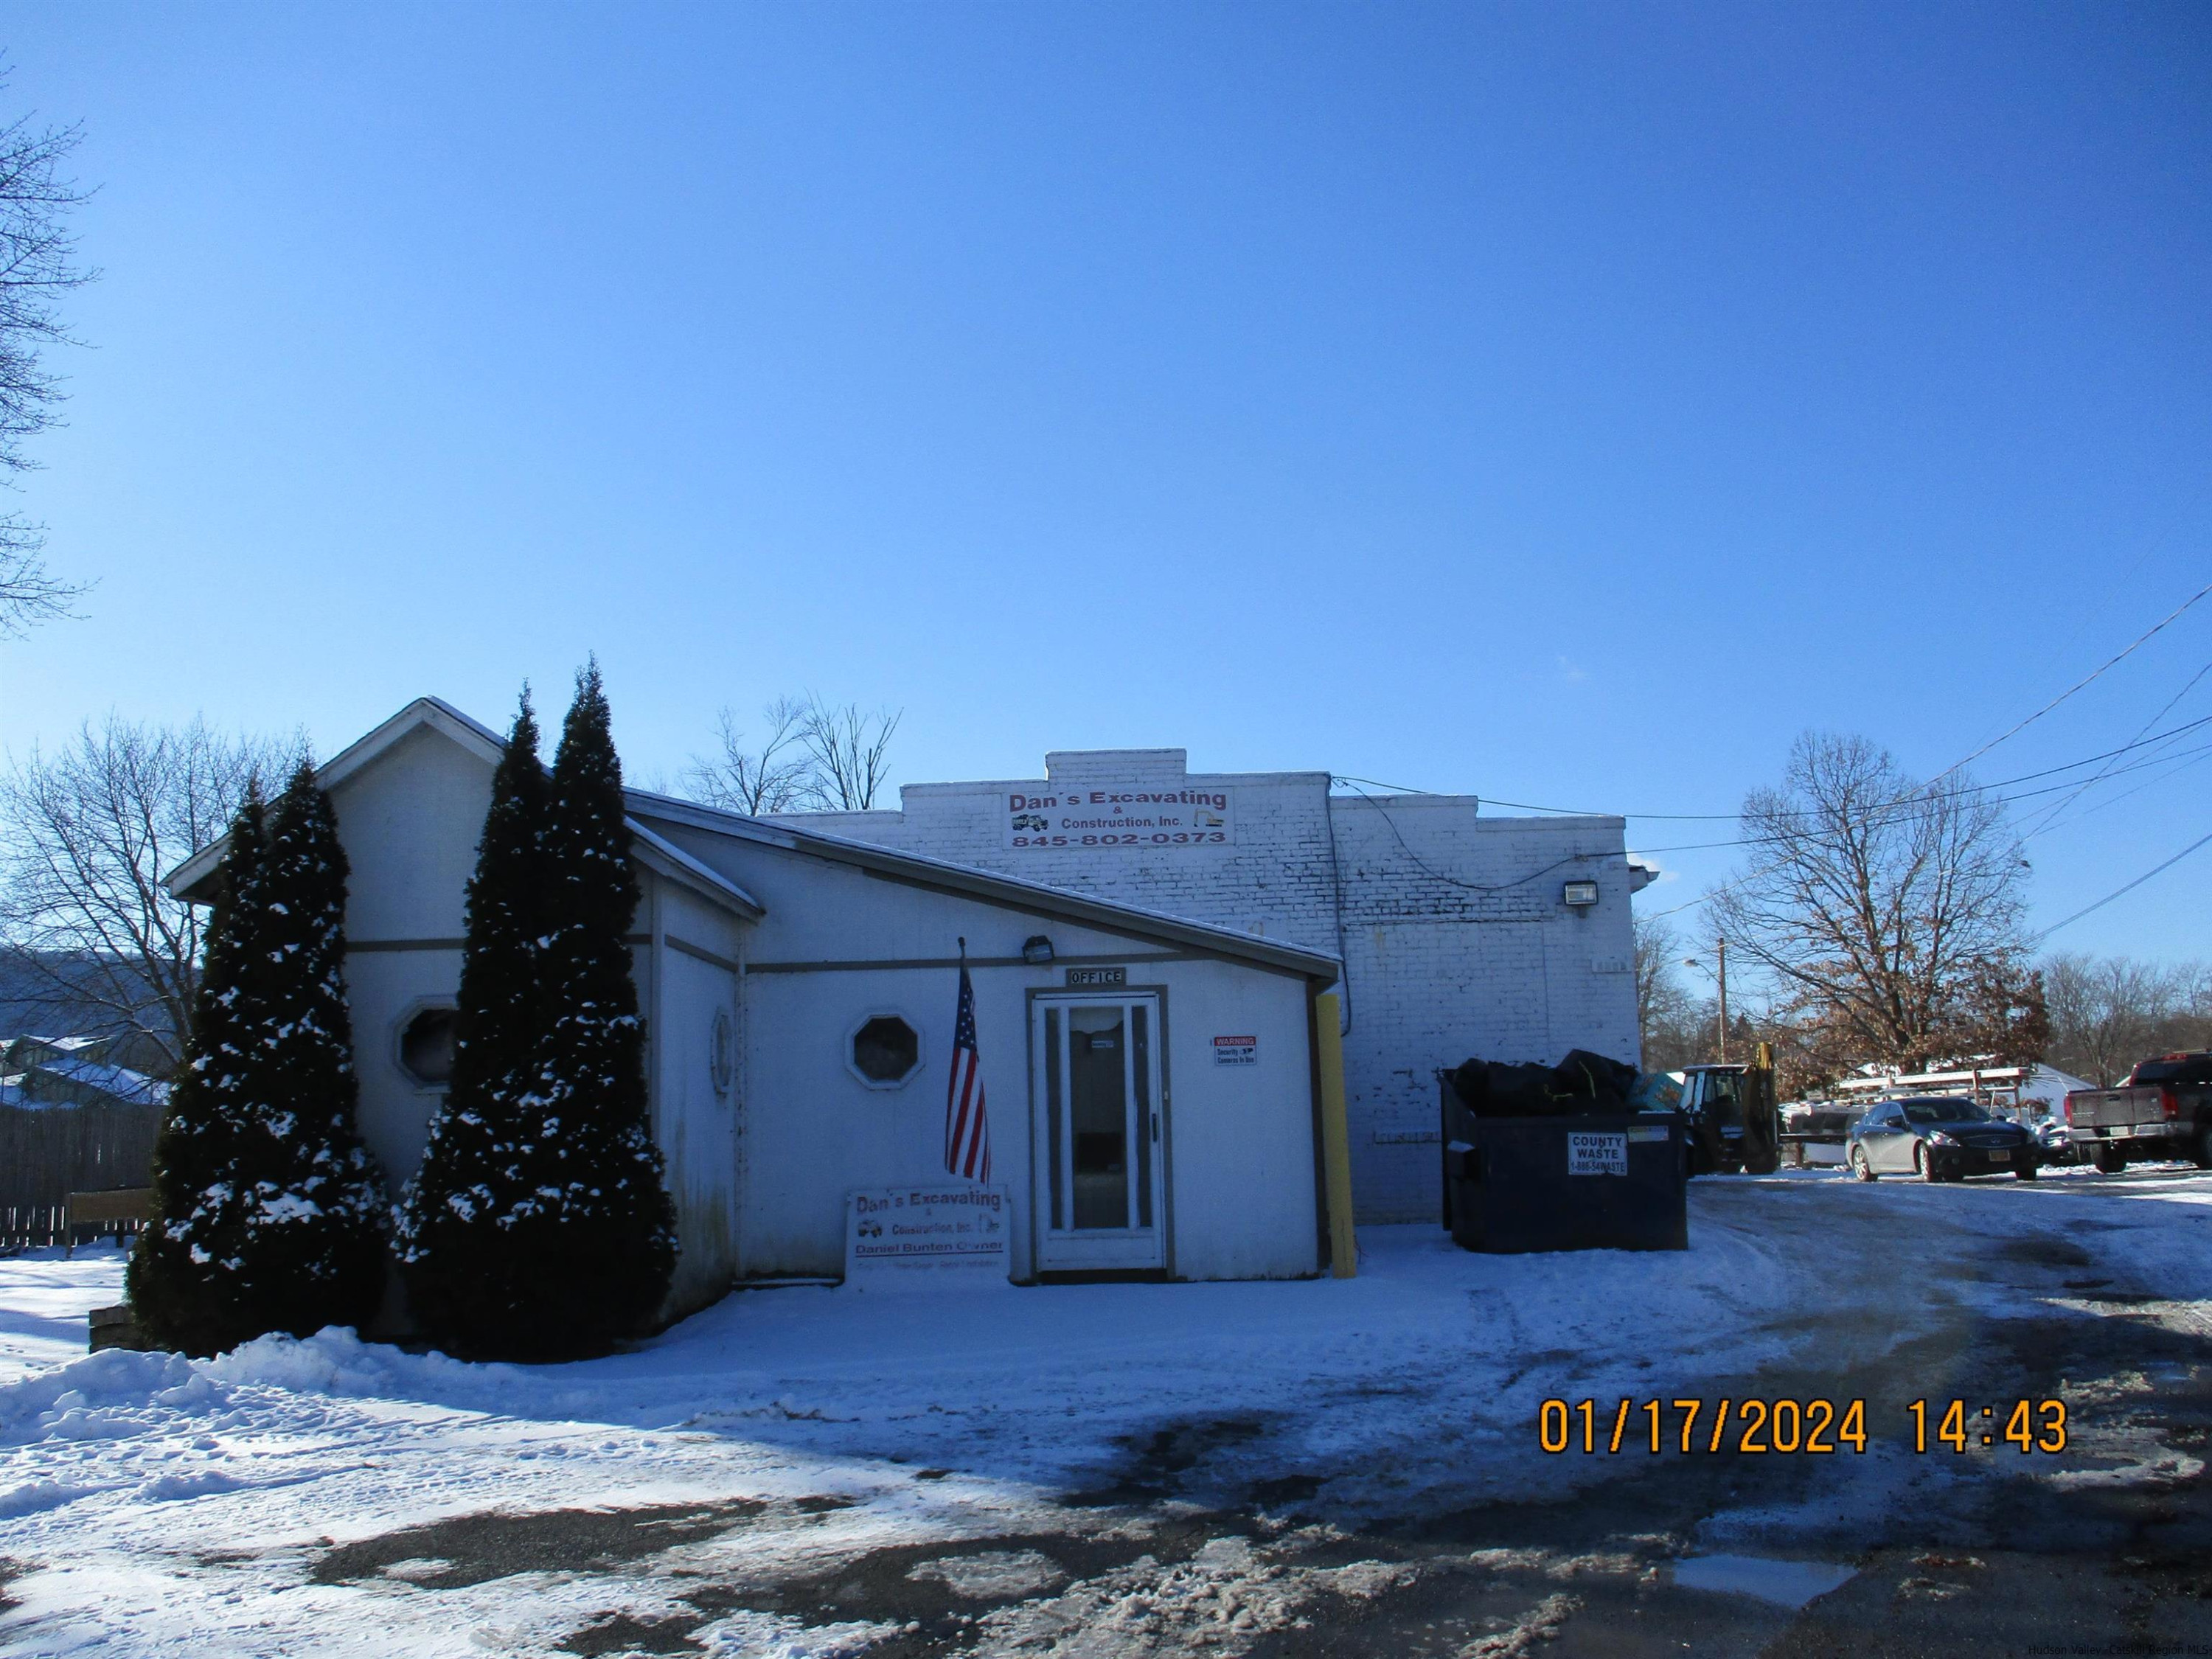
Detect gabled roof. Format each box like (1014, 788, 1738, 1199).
(627, 817, 764, 921)
(163, 697, 768, 922)
(167, 697, 507, 902)
(164, 697, 1340, 983)
(624, 788, 1342, 982)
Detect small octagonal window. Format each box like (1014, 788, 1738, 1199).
(399, 1006, 458, 1088)
(849, 1015, 922, 1089)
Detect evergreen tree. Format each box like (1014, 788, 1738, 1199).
(129, 787, 271, 1353)
(527, 662, 676, 1353)
(397, 672, 675, 1360)
(396, 689, 556, 1349)
(127, 766, 385, 1353)
(239, 761, 387, 1334)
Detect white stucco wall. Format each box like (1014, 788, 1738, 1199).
(296, 714, 1329, 1324)
(644, 883, 747, 1315)
(639, 820, 1326, 1284)
(769, 750, 1639, 1224)
(319, 724, 754, 1324)
(330, 725, 492, 1194)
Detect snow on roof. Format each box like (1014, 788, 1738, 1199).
(32, 1056, 170, 1108)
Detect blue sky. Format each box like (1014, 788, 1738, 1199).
(0, 3, 2206, 964)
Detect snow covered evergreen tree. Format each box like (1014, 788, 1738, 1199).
(240, 761, 387, 1332)
(528, 663, 676, 1352)
(128, 787, 271, 1353)
(398, 672, 674, 1359)
(395, 690, 558, 1351)
(127, 765, 386, 1354)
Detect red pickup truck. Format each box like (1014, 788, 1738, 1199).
(2065, 1051, 2212, 1174)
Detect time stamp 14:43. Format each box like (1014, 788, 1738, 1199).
(1538, 1397, 2070, 1455)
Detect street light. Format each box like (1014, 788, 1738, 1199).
(1682, 938, 1730, 1063)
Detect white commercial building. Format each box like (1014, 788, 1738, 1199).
(170, 702, 1346, 1324)
(777, 748, 1649, 1224)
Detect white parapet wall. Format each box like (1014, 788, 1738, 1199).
(772, 749, 1641, 1225)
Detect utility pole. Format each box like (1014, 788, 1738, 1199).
(1716, 937, 1729, 1064)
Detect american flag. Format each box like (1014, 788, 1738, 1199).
(945, 962, 992, 1183)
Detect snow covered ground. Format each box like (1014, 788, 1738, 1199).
(3, 1166, 2209, 1657)
(0, 1242, 134, 1388)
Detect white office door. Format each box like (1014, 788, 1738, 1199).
(1032, 994, 1166, 1272)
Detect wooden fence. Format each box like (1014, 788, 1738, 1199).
(1, 1102, 160, 1211)
(0, 1202, 147, 1253)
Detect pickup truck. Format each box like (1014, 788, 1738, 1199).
(2065, 1051, 2212, 1174)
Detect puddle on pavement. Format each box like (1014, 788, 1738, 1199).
(1670, 1552, 1857, 1607)
(313, 1500, 767, 1589)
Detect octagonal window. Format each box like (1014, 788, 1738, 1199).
(849, 1015, 922, 1088)
(399, 1006, 458, 1088)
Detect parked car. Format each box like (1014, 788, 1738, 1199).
(1848, 1096, 2039, 1182)
(2031, 1115, 2081, 1166)
(2064, 1052, 2212, 1174)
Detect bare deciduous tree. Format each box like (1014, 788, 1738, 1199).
(2042, 952, 2212, 1085)
(680, 694, 905, 816)
(0, 96, 95, 636)
(680, 697, 813, 815)
(797, 698, 901, 811)
(0, 717, 285, 1074)
(1711, 732, 2034, 1074)
(1633, 914, 1697, 1064)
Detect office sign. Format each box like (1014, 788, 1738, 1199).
(1065, 966, 1126, 987)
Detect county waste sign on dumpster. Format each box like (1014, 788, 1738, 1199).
(1568, 1132, 1629, 1177)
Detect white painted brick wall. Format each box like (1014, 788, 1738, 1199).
(771, 751, 1638, 1223)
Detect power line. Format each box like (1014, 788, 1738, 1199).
(1329, 780, 1614, 895)
(1466, 711, 2212, 822)
(2025, 742, 2212, 844)
(2014, 656, 2212, 840)
(2035, 827, 2212, 942)
(1618, 734, 2212, 858)
(1360, 709, 2212, 825)
(1930, 578, 2212, 783)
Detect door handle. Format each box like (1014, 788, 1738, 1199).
(1152, 1113, 1159, 1142)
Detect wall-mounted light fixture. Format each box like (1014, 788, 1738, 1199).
(1021, 934, 1055, 964)
(1562, 880, 1600, 908)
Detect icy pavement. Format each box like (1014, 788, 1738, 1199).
(2, 1166, 2210, 1656)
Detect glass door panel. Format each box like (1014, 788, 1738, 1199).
(1032, 993, 1165, 1272)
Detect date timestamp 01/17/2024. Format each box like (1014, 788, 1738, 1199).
(1537, 1398, 2070, 1456)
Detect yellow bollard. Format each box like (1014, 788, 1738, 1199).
(1316, 994, 1357, 1279)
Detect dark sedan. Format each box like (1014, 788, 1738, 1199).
(1848, 1096, 2039, 1182)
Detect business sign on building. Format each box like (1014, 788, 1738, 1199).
(845, 1185, 1010, 1285)
(1004, 786, 1234, 851)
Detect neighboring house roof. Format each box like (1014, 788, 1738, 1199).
(38, 1056, 170, 1108)
(0, 1053, 170, 1112)
(162, 697, 1342, 984)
